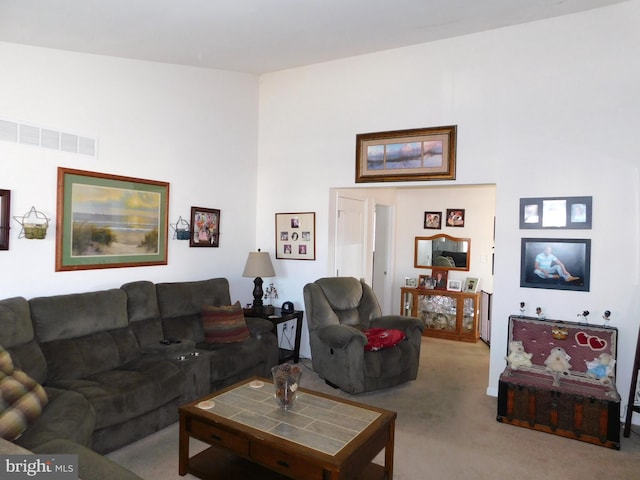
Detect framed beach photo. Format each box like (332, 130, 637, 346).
(356, 125, 456, 183)
(56, 168, 169, 271)
(520, 238, 591, 291)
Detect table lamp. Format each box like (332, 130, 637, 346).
(242, 249, 275, 311)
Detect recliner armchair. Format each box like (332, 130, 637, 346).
(303, 277, 424, 394)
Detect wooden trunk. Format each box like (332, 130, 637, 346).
(496, 316, 620, 449)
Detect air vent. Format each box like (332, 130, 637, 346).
(0, 117, 98, 158)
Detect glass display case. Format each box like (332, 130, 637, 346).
(400, 287, 480, 342)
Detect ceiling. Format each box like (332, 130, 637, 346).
(0, 0, 628, 74)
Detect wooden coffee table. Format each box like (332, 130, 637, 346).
(179, 376, 396, 479)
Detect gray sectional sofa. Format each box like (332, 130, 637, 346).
(0, 277, 279, 479)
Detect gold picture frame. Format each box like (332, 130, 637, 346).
(356, 125, 457, 183)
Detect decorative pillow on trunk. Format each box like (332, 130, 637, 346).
(202, 301, 251, 343)
(0, 345, 49, 440)
(363, 328, 406, 352)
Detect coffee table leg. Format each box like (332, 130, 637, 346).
(385, 419, 395, 479)
(179, 414, 189, 476)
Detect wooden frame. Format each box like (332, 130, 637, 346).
(356, 125, 456, 183)
(275, 212, 315, 260)
(446, 209, 465, 227)
(189, 207, 220, 247)
(418, 274, 434, 290)
(520, 196, 592, 229)
(0, 189, 10, 250)
(424, 211, 442, 229)
(520, 238, 591, 291)
(432, 268, 448, 290)
(56, 168, 169, 271)
(414, 234, 470, 271)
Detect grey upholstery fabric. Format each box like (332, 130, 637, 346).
(303, 277, 424, 394)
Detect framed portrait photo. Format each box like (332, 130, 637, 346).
(424, 211, 442, 229)
(446, 209, 465, 227)
(520, 238, 591, 291)
(431, 268, 448, 290)
(276, 212, 316, 260)
(418, 274, 435, 290)
(464, 277, 480, 293)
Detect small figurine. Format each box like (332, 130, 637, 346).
(536, 306, 545, 320)
(519, 301, 525, 317)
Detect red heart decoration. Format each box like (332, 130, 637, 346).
(588, 336, 607, 351)
(575, 331, 589, 346)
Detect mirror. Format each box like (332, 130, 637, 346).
(414, 234, 470, 271)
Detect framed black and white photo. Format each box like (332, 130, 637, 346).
(447, 279, 462, 292)
(464, 277, 480, 293)
(520, 196, 592, 229)
(520, 238, 591, 291)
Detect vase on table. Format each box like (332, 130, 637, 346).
(271, 364, 302, 410)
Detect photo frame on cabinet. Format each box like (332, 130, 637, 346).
(464, 277, 480, 293)
(0, 189, 10, 250)
(276, 212, 316, 260)
(520, 196, 592, 229)
(190, 207, 220, 247)
(56, 168, 169, 271)
(418, 275, 435, 290)
(447, 279, 463, 292)
(432, 268, 448, 290)
(356, 125, 456, 183)
(520, 238, 590, 292)
(424, 211, 442, 229)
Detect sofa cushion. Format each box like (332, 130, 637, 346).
(0, 346, 48, 441)
(50, 358, 181, 430)
(202, 302, 251, 344)
(40, 328, 141, 382)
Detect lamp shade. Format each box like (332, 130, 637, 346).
(242, 251, 275, 278)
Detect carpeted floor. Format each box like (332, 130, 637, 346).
(107, 337, 640, 479)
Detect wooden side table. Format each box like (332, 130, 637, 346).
(244, 307, 304, 363)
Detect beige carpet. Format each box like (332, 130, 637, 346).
(107, 337, 640, 479)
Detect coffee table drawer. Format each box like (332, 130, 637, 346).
(189, 419, 249, 456)
(252, 443, 323, 480)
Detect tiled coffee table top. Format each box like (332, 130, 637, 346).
(198, 380, 381, 455)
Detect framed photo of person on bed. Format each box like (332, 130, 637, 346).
(520, 238, 590, 292)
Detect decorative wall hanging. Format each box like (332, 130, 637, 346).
(520, 238, 591, 292)
(189, 207, 220, 247)
(275, 212, 316, 260)
(446, 209, 465, 227)
(355, 125, 456, 183)
(0, 189, 10, 250)
(520, 196, 592, 229)
(170, 216, 190, 240)
(14, 206, 50, 239)
(424, 211, 442, 229)
(56, 168, 169, 271)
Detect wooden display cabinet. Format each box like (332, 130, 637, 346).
(400, 287, 481, 343)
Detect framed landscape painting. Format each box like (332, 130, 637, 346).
(355, 125, 457, 183)
(56, 168, 169, 271)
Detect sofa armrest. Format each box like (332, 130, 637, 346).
(371, 315, 424, 336)
(316, 324, 366, 349)
(0, 437, 31, 454)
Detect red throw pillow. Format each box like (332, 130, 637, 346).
(201, 301, 251, 344)
(363, 328, 406, 352)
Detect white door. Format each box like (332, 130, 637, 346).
(335, 196, 366, 279)
(373, 204, 393, 314)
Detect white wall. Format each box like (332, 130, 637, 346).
(257, 0, 640, 422)
(0, 42, 261, 301)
